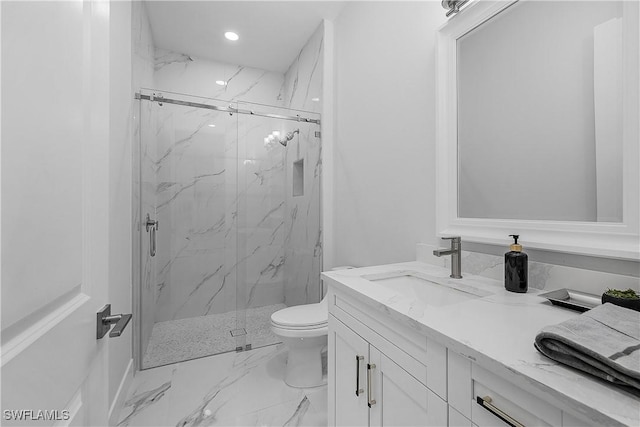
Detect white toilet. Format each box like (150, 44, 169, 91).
(271, 296, 328, 388)
(271, 267, 355, 388)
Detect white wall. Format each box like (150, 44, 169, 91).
(333, 1, 446, 267)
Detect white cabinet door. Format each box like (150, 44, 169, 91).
(1, 1, 113, 425)
(369, 347, 448, 427)
(330, 315, 370, 426)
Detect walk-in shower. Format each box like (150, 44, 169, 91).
(134, 90, 322, 369)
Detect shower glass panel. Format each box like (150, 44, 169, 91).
(136, 91, 322, 369)
(138, 90, 242, 369)
(235, 102, 323, 351)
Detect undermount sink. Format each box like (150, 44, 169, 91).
(362, 270, 492, 307)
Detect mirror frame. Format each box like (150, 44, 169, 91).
(436, 0, 639, 260)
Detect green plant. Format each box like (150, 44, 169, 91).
(604, 288, 640, 299)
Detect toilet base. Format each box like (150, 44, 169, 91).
(281, 335, 327, 388)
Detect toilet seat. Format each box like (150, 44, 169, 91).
(271, 323, 328, 338)
(271, 300, 327, 329)
(270, 299, 328, 338)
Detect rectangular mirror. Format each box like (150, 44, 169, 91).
(436, 0, 639, 259)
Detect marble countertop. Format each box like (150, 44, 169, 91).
(322, 261, 640, 426)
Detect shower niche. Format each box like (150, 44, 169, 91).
(134, 90, 322, 369)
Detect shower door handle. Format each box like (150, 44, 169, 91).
(145, 213, 158, 257)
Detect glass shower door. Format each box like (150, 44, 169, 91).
(236, 102, 323, 350)
(137, 90, 244, 369)
(135, 91, 323, 369)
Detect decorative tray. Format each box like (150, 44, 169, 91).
(538, 289, 601, 312)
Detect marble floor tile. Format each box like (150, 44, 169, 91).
(118, 364, 178, 427)
(217, 394, 326, 427)
(119, 343, 328, 427)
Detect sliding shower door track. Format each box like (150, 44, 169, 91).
(135, 92, 321, 125)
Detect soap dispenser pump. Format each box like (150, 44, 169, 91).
(505, 234, 528, 293)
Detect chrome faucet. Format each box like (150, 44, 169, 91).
(433, 236, 462, 279)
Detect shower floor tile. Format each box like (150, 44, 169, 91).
(142, 304, 286, 369)
(118, 344, 327, 427)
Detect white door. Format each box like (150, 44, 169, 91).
(2, 1, 114, 425)
(329, 315, 370, 427)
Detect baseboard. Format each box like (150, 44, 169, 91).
(108, 358, 134, 426)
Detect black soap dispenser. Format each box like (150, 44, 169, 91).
(505, 235, 528, 293)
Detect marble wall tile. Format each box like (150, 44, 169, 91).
(284, 248, 322, 306)
(132, 2, 155, 89)
(148, 49, 294, 322)
(151, 103, 242, 322)
(236, 114, 287, 312)
(282, 23, 324, 114)
(282, 127, 323, 305)
(281, 23, 324, 306)
(154, 48, 285, 105)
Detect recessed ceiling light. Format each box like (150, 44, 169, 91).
(208, 124, 216, 128)
(216, 80, 227, 86)
(224, 31, 239, 41)
(311, 97, 320, 102)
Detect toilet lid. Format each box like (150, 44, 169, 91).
(271, 301, 327, 328)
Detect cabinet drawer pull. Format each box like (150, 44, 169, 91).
(476, 396, 525, 427)
(367, 363, 377, 408)
(355, 355, 364, 396)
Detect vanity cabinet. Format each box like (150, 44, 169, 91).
(329, 288, 448, 427)
(328, 282, 601, 427)
(324, 262, 639, 426)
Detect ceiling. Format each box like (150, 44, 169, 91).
(145, 1, 346, 73)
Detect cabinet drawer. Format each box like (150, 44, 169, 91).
(471, 365, 562, 427)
